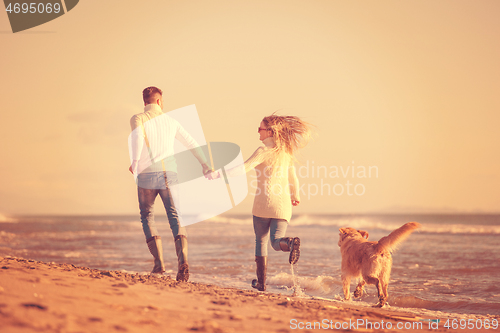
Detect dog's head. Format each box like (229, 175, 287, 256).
(338, 227, 369, 247)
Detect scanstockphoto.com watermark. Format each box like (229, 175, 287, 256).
(289, 318, 499, 331)
(290, 318, 424, 331)
(248, 161, 379, 200)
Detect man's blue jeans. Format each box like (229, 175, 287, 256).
(253, 215, 288, 256)
(137, 171, 186, 240)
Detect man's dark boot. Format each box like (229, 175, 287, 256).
(251, 256, 267, 291)
(146, 236, 166, 274)
(279, 237, 301, 265)
(174, 235, 189, 282)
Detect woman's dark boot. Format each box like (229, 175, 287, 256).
(251, 256, 267, 291)
(279, 237, 301, 264)
(146, 236, 166, 274)
(174, 235, 189, 282)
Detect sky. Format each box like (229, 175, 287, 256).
(1, 0, 499, 216)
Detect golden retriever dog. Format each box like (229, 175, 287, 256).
(338, 222, 421, 307)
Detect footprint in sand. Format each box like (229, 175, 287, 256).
(111, 283, 129, 288)
(21, 303, 47, 311)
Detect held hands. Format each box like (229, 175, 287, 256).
(202, 164, 212, 176)
(205, 170, 221, 180)
(202, 164, 220, 180)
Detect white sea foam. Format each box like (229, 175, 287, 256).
(0, 231, 16, 240)
(63, 251, 82, 258)
(420, 224, 500, 234)
(312, 296, 498, 321)
(206, 214, 500, 234)
(268, 272, 342, 296)
(204, 215, 253, 225)
(0, 213, 17, 223)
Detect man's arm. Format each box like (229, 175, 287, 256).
(129, 114, 145, 174)
(174, 123, 212, 175)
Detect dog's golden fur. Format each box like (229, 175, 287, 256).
(338, 222, 421, 307)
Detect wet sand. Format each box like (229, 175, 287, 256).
(0, 256, 491, 332)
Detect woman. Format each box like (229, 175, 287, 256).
(210, 114, 311, 291)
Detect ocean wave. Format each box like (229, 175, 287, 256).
(63, 251, 82, 258)
(392, 295, 500, 316)
(267, 272, 500, 316)
(24, 230, 99, 240)
(0, 214, 17, 223)
(6, 214, 500, 235)
(0, 231, 16, 240)
(206, 215, 500, 234)
(205, 216, 253, 225)
(292, 216, 500, 234)
(419, 224, 500, 234)
(268, 272, 342, 295)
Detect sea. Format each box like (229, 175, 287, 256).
(1, 213, 499, 321)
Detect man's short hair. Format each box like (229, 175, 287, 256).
(143, 86, 163, 104)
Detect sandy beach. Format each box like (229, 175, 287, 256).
(2, 256, 498, 333)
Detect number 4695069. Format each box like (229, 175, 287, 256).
(444, 318, 498, 330)
(5, 2, 62, 14)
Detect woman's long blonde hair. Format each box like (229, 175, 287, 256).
(262, 114, 312, 158)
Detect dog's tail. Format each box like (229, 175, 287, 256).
(375, 222, 421, 254)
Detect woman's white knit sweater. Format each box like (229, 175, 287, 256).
(228, 137, 300, 222)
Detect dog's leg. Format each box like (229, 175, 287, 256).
(365, 276, 386, 307)
(377, 290, 387, 307)
(354, 280, 365, 298)
(374, 278, 387, 308)
(378, 262, 391, 307)
(341, 275, 351, 300)
(381, 282, 388, 307)
(380, 275, 389, 307)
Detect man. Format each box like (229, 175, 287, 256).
(129, 86, 211, 281)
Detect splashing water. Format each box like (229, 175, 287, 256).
(290, 264, 306, 297)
